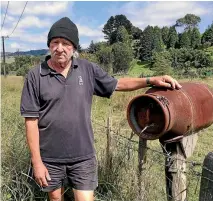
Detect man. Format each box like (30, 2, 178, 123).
(20, 17, 182, 201)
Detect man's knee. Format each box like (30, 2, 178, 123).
(73, 189, 94, 201)
(48, 188, 64, 201)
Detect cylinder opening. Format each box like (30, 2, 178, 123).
(128, 95, 167, 139)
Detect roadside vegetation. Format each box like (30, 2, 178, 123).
(1, 13, 213, 201)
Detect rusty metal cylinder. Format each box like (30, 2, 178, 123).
(127, 82, 213, 140)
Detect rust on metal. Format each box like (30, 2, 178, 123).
(127, 82, 213, 141)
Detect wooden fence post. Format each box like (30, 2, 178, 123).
(161, 141, 187, 201)
(106, 117, 113, 172)
(138, 137, 147, 200)
(199, 152, 213, 201)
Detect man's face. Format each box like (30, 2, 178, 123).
(49, 38, 74, 64)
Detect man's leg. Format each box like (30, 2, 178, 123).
(38, 162, 66, 201)
(48, 187, 64, 201)
(67, 157, 98, 201)
(73, 189, 94, 201)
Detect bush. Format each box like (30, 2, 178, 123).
(112, 42, 133, 73)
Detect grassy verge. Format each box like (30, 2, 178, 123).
(2, 75, 213, 201)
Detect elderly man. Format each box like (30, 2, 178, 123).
(20, 17, 181, 201)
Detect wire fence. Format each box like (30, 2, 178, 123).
(92, 117, 213, 201)
(1, 113, 212, 201)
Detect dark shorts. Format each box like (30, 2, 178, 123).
(30, 156, 98, 192)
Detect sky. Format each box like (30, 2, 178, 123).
(1, 1, 213, 53)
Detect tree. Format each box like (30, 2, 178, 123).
(202, 23, 213, 46)
(77, 44, 83, 53)
(176, 14, 201, 31)
(191, 27, 201, 49)
(80, 52, 98, 64)
(103, 14, 133, 44)
(112, 42, 133, 73)
(161, 26, 170, 47)
(167, 26, 178, 48)
(179, 31, 191, 48)
(139, 25, 154, 61)
(116, 26, 131, 44)
(102, 16, 115, 42)
(131, 26, 143, 40)
(152, 26, 164, 52)
(88, 40, 96, 54)
(96, 46, 113, 73)
(152, 51, 173, 76)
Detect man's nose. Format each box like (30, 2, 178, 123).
(56, 43, 63, 52)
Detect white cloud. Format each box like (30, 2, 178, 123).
(17, 16, 51, 29)
(115, 1, 212, 29)
(7, 41, 46, 52)
(81, 43, 90, 49)
(4, 1, 70, 16)
(77, 24, 104, 37)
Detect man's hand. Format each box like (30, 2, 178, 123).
(33, 161, 51, 187)
(150, 75, 182, 89)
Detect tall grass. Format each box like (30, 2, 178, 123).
(2, 75, 213, 201)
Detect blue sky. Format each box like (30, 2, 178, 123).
(1, 1, 213, 52)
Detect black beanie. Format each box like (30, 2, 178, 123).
(47, 17, 79, 49)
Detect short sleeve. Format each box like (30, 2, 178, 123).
(93, 64, 118, 98)
(20, 73, 40, 117)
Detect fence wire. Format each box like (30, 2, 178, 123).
(92, 118, 213, 201)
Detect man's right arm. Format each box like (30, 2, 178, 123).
(25, 117, 51, 187)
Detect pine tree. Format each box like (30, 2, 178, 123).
(153, 26, 164, 52)
(191, 27, 201, 49)
(167, 26, 178, 48)
(139, 26, 154, 61)
(180, 31, 191, 48)
(112, 42, 133, 73)
(202, 23, 213, 45)
(116, 26, 131, 44)
(152, 51, 173, 76)
(88, 40, 96, 54)
(161, 26, 169, 47)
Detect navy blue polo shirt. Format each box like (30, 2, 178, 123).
(20, 56, 118, 163)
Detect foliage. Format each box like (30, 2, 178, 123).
(103, 15, 133, 45)
(139, 25, 165, 61)
(88, 41, 108, 54)
(1, 63, 10, 75)
(96, 46, 113, 73)
(112, 42, 133, 73)
(139, 26, 154, 61)
(176, 14, 201, 30)
(167, 26, 178, 48)
(152, 26, 164, 52)
(116, 26, 131, 44)
(2, 76, 213, 200)
(77, 44, 83, 53)
(152, 51, 173, 76)
(191, 27, 201, 49)
(79, 52, 99, 64)
(161, 26, 169, 47)
(88, 40, 97, 54)
(1, 55, 40, 76)
(202, 22, 213, 46)
(131, 26, 143, 40)
(179, 31, 191, 48)
(169, 48, 213, 70)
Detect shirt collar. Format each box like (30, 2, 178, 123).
(40, 55, 79, 76)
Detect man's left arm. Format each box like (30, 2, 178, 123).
(115, 75, 182, 91)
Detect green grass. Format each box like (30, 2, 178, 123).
(2, 75, 213, 201)
(128, 60, 154, 77)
